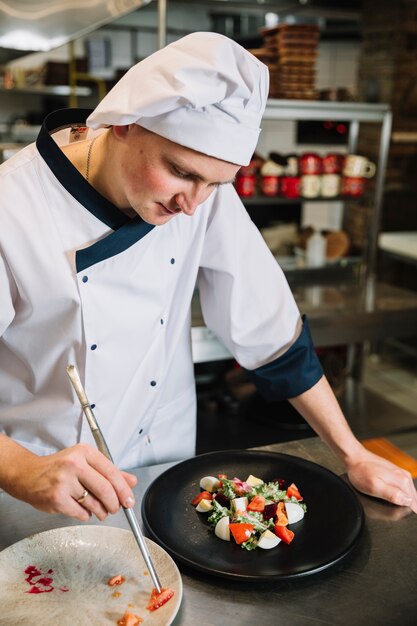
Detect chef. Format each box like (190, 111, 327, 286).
(0, 32, 416, 521)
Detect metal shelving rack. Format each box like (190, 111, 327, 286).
(191, 100, 417, 369)
(0, 85, 92, 97)
(262, 99, 393, 281)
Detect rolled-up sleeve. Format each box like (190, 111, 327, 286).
(246, 315, 323, 400)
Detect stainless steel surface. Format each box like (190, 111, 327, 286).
(292, 279, 417, 347)
(379, 231, 417, 265)
(157, 0, 167, 49)
(1, 437, 416, 625)
(347, 119, 359, 154)
(0, 85, 91, 96)
(339, 378, 417, 439)
(0, 0, 152, 63)
(263, 100, 391, 122)
(368, 109, 393, 281)
(66, 364, 162, 594)
(191, 280, 417, 360)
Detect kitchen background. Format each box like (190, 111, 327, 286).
(1, 0, 416, 455)
(2, 1, 416, 236)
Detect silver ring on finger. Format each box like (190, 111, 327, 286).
(76, 488, 89, 504)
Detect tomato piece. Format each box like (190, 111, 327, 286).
(191, 491, 213, 506)
(229, 523, 254, 545)
(286, 483, 303, 500)
(117, 611, 143, 626)
(107, 574, 126, 586)
(247, 495, 265, 512)
(275, 501, 288, 526)
(147, 587, 175, 612)
(274, 524, 295, 544)
(217, 473, 227, 487)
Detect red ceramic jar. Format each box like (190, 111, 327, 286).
(235, 174, 256, 197)
(261, 175, 280, 196)
(280, 176, 301, 198)
(322, 153, 345, 174)
(299, 152, 322, 175)
(341, 176, 365, 197)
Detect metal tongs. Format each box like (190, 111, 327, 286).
(66, 364, 162, 594)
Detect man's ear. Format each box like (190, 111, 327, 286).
(112, 125, 130, 140)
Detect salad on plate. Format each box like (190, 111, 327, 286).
(192, 473, 307, 551)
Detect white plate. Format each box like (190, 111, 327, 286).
(0, 525, 182, 626)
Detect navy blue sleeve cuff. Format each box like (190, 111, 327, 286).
(246, 315, 323, 401)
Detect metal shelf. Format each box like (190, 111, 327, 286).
(191, 280, 417, 362)
(262, 99, 393, 282)
(189, 101, 396, 367)
(379, 231, 417, 266)
(279, 256, 361, 286)
(242, 195, 347, 206)
(0, 85, 92, 97)
(264, 99, 390, 122)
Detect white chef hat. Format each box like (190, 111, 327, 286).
(87, 32, 269, 166)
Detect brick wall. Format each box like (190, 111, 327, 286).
(345, 0, 417, 249)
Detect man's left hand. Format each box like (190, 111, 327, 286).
(346, 448, 417, 513)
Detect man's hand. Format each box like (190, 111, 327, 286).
(3, 442, 137, 522)
(345, 448, 417, 513)
(288, 375, 417, 514)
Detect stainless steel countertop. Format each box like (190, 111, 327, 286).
(379, 231, 417, 264)
(1, 437, 416, 625)
(192, 279, 417, 348)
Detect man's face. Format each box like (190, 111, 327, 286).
(113, 125, 241, 225)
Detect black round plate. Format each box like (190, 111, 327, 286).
(141, 450, 364, 581)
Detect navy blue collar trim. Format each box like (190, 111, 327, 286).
(76, 219, 155, 272)
(36, 109, 156, 272)
(36, 108, 128, 230)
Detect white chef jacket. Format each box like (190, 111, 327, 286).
(0, 109, 322, 469)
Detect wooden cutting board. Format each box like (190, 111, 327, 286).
(361, 437, 417, 477)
